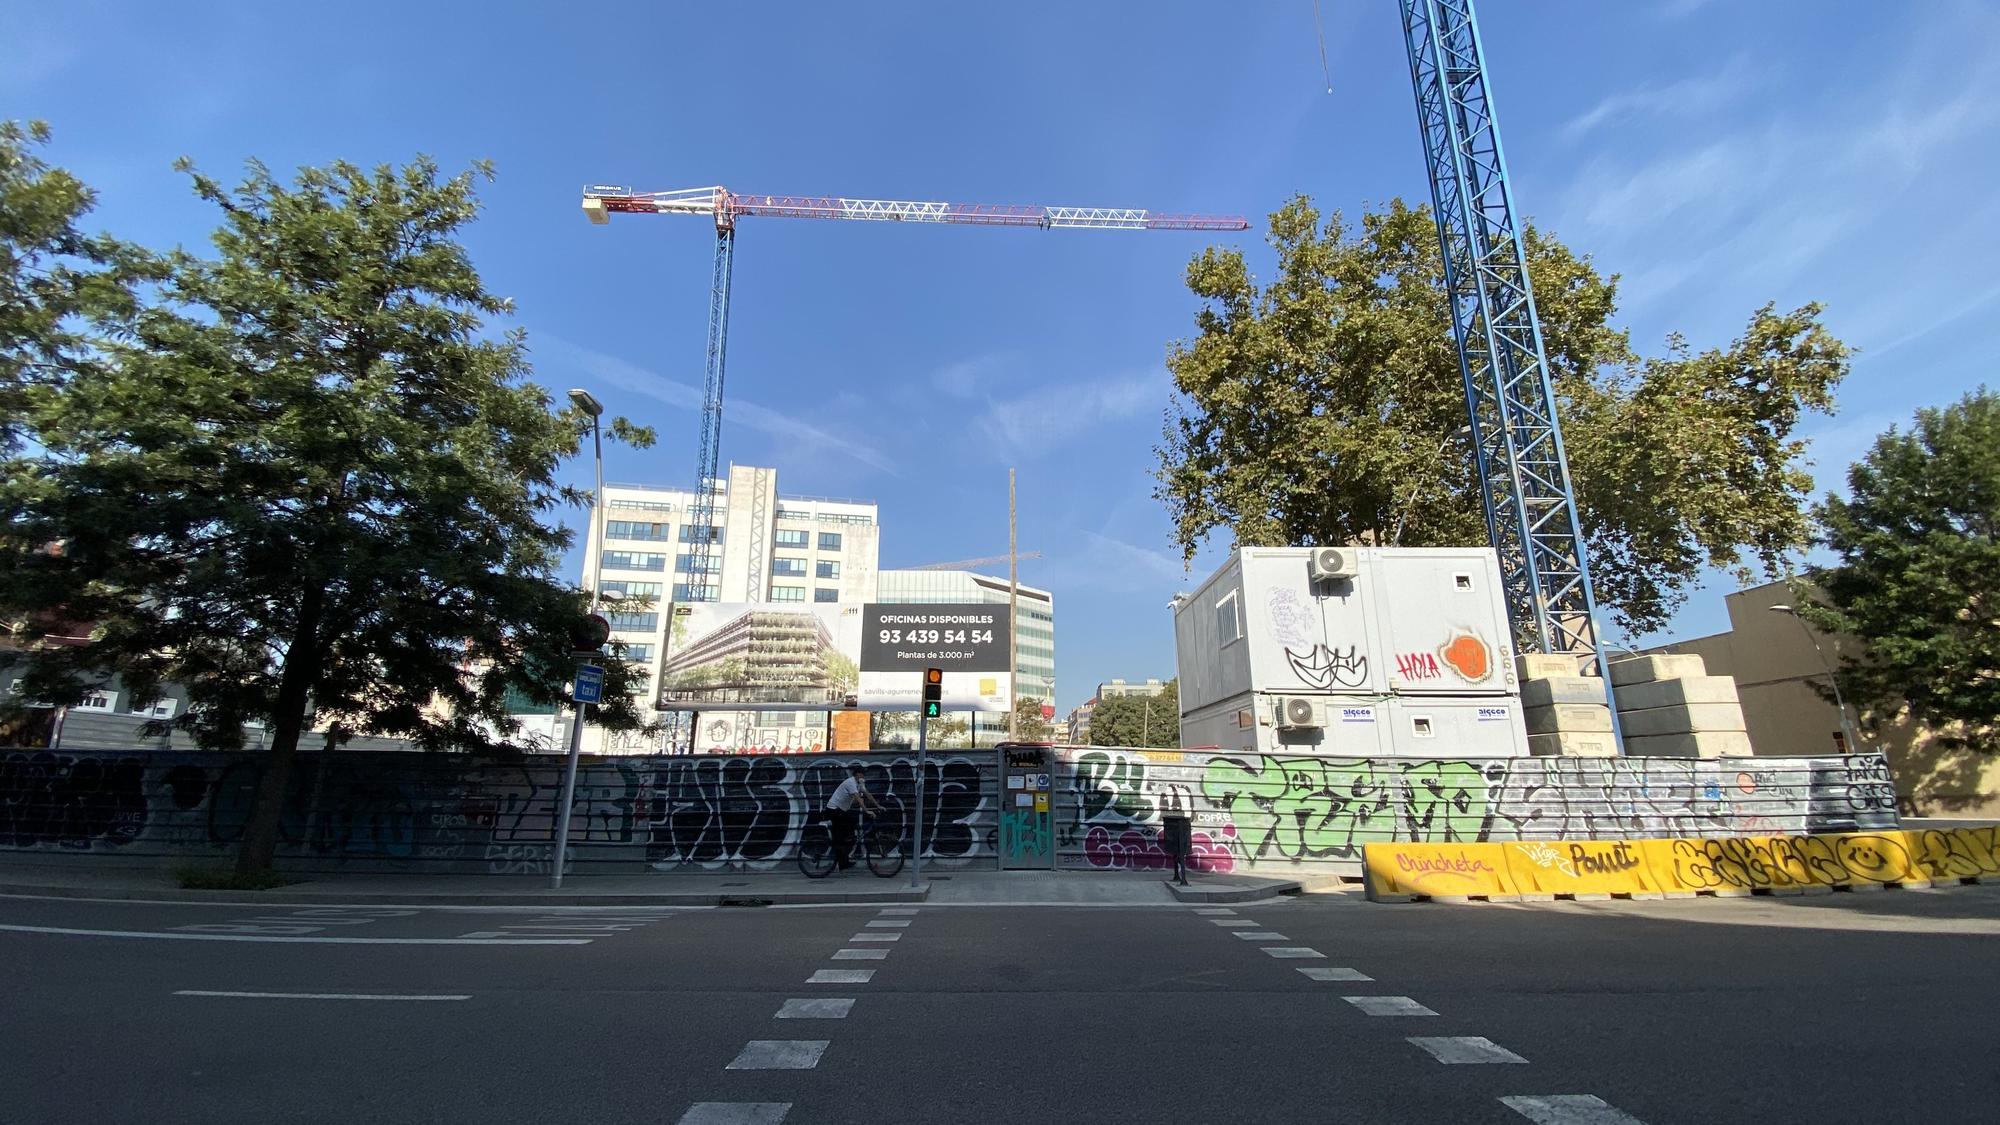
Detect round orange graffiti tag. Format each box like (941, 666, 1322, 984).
(1439, 633, 1491, 682)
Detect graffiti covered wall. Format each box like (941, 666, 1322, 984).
(0, 745, 1895, 878)
(0, 749, 995, 875)
(1055, 749, 1899, 876)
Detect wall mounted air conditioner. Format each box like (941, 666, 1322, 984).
(1273, 695, 1322, 730)
(1308, 546, 1357, 581)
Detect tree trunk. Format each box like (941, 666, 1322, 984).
(236, 587, 325, 874)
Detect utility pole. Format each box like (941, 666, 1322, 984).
(1007, 467, 1019, 741)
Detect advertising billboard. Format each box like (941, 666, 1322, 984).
(659, 601, 1012, 718)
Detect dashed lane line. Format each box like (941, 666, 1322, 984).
(848, 932, 900, 942)
(1344, 996, 1438, 1017)
(1233, 931, 1287, 940)
(0, 924, 589, 945)
(1409, 1036, 1529, 1064)
(1297, 967, 1373, 982)
(1259, 946, 1324, 959)
(877, 907, 920, 915)
(174, 991, 469, 1001)
(1192, 907, 1236, 915)
(1210, 919, 1258, 927)
(863, 920, 910, 928)
(1499, 1095, 1648, 1124)
(677, 1103, 790, 1124)
(775, 998, 854, 1019)
(726, 1041, 829, 1070)
(830, 948, 888, 960)
(807, 969, 874, 984)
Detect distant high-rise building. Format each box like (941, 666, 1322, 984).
(575, 465, 879, 754)
(875, 568, 1055, 744)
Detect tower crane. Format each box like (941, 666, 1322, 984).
(580, 186, 1247, 594)
(1398, 0, 1622, 738)
(909, 551, 1043, 572)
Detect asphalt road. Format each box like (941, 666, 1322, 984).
(4, 884, 1997, 1124)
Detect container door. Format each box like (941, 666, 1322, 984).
(998, 744, 1054, 869)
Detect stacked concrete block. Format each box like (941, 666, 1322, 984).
(1610, 654, 1752, 758)
(1515, 656, 1615, 756)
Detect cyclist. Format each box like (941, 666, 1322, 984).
(825, 763, 885, 871)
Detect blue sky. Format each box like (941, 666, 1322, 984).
(5, 1, 1997, 712)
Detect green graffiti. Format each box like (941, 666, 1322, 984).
(1002, 808, 1050, 861)
(1198, 755, 1496, 861)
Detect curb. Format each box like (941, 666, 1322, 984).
(1164, 878, 1305, 904)
(0, 879, 930, 908)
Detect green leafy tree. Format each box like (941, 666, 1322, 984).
(0, 154, 655, 872)
(1158, 196, 1849, 635)
(1088, 681, 1179, 748)
(1799, 389, 2000, 750)
(1011, 695, 1054, 742)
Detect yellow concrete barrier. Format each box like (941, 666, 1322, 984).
(1364, 842, 1517, 899)
(1504, 839, 1656, 895)
(1640, 831, 1926, 894)
(1904, 825, 2000, 883)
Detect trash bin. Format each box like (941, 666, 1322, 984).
(1161, 814, 1192, 886)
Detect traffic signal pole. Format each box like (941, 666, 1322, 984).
(910, 707, 927, 889)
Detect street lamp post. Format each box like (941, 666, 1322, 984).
(551, 389, 606, 890)
(1768, 604, 1861, 754)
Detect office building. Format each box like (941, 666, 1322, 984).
(876, 568, 1055, 744)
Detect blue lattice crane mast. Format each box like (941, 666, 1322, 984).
(581, 186, 1248, 598)
(1397, 0, 1624, 741)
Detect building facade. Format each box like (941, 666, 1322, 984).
(876, 568, 1055, 743)
(1643, 579, 1998, 817)
(1098, 678, 1168, 701)
(580, 465, 879, 754)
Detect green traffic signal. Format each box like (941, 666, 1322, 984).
(923, 701, 942, 718)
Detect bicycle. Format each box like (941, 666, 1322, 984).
(798, 811, 906, 879)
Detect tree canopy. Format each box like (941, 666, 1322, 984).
(1088, 681, 1179, 748)
(1800, 388, 2000, 750)
(1011, 695, 1054, 742)
(0, 127, 654, 868)
(1158, 196, 1849, 635)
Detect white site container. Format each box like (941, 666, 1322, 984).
(1173, 546, 1529, 757)
(1384, 696, 1530, 757)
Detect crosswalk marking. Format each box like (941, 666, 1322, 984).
(1499, 1095, 1648, 1124)
(831, 948, 889, 960)
(726, 1041, 828, 1070)
(1260, 946, 1325, 959)
(1409, 1036, 1528, 1064)
(676, 1103, 790, 1124)
(807, 969, 874, 984)
(775, 998, 854, 1019)
(1234, 931, 1287, 940)
(1297, 967, 1372, 982)
(1344, 995, 1437, 1016)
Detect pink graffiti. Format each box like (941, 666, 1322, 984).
(1083, 824, 1236, 874)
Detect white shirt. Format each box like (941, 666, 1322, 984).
(827, 777, 865, 812)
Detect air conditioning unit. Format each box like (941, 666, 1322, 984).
(1308, 546, 1357, 581)
(1273, 696, 1322, 730)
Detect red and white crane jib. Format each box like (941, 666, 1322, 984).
(581, 185, 1249, 233)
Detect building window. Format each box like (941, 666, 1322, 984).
(771, 557, 808, 577)
(600, 580, 662, 601)
(128, 697, 179, 719)
(771, 586, 806, 602)
(814, 588, 839, 603)
(774, 528, 809, 547)
(816, 560, 840, 579)
(679, 524, 723, 545)
(674, 553, 722, 575)
(818, 531, 842, 551)
(604, 519, 671, 542)
(672, 582, 717, 602)
(602, 550, 667, 572)
(620, 643, 654, 662)
(607, 611, 658, 632)
(609, 498, 676, 513)
(1216, 591, 1241, 644)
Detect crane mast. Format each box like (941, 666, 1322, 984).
(1398, 0, 1621, 736)
(582, 185, 1247, 597)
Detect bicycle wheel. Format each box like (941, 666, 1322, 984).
(865, 827, 906, 878)
(798, 826, 836, 879)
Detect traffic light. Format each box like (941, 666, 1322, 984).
(569, 613, 612, 654)
(921, 667, 943, 718)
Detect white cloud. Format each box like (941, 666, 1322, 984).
(977, 369, 1167, 456)
(536, 334, 897, 475)
(1561, 56, 1757, 141)
(1037, 531, 1189, 595)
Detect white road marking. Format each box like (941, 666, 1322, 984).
(1344, 996, 1438, 1016)
(1297, 967, 1373, 982)
(1499, 1095, 1648, 1124)
(864, 920, 910, 928)
(1260, 946, 1324, 959)
(0, 924, 587, 945)
(726, 1040, 829, 1070)
(1234, 931, 1287, 940)
(877, 907, 920, 915)
(807, 969, 874, 984)
(1210, 919, 1257, 927)
(1192, 907, 1237, 915)
(775, 998, 854, 1019)
(174, 991, 469, 1001)
(849, 932, 901, 942)
(677, 1102, 791, 1124)
(1410, 1036, 1528, 1064)
(831, 948, 889, 960)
